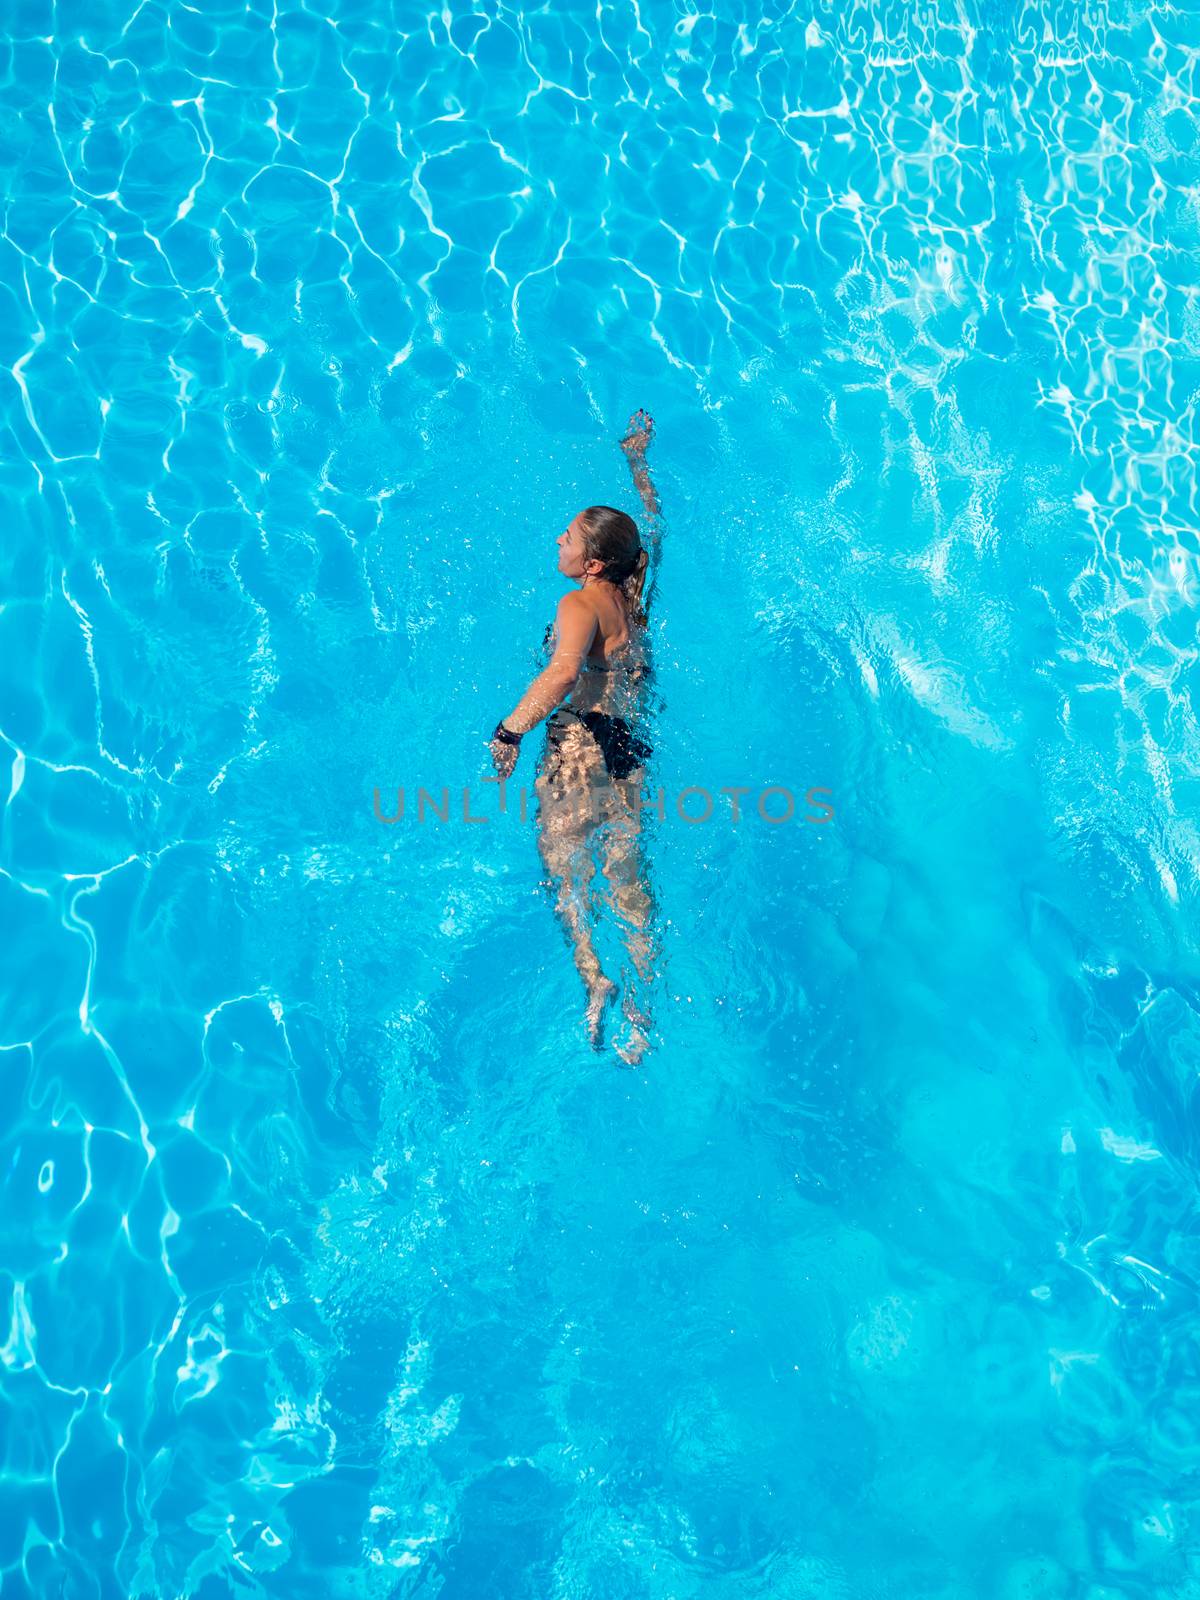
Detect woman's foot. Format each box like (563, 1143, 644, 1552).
(613, 978, 652, 1065)
(614, 1021, 651, 1067)
(585, 975, 618, 1049)
(620, 408, 655, 458)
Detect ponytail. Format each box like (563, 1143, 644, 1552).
(623, 547, 650, 624)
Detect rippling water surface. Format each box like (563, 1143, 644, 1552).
(3, 0, 1200, 1594)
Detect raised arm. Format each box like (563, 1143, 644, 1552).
(619, 408, 662, 615)
(488, 591, 597, 775)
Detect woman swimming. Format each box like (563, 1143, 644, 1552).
(489, 409, 662, 1062)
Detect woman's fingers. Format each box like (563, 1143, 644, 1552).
(621, 408, 655, 451)
(489, 740, 519, 779)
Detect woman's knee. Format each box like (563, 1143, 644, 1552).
(609, 880, 653, 926)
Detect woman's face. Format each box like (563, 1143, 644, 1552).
(557, 513, 593, 581)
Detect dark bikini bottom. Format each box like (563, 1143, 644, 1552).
(548, 708, 653, 782)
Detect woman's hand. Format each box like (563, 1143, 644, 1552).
(489, 735, 520, 779)
(620, 407, 654, 458)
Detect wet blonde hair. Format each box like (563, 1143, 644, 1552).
(579, 505, 649, 623)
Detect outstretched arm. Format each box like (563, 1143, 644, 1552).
(488, 591, 597, 776)
(620, 407, 660, 521)
(620, 408, 662, 614)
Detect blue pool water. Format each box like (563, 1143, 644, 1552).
(3, 0, 1199, 1594)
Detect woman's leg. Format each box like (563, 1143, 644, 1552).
(534, 723, 617, 1044)
(598, 775, 661, 1062)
